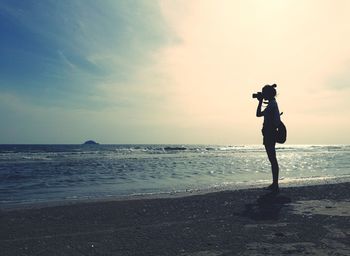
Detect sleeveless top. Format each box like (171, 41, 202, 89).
(263, 99, 280, 131)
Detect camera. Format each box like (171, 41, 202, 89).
(252, 92, 262, 99)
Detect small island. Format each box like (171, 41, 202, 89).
(83, 140, 99, 145)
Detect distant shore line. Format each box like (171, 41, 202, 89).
(2, 176, 350, 211)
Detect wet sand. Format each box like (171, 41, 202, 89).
(1, 182, 349, 255)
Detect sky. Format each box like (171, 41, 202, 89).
(0, 0, 349, 144)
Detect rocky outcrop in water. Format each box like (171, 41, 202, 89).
(83, 140, 99, 145)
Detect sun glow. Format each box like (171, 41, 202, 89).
(157, 0, 350, 143)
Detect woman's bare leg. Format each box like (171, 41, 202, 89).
(264, 143, 279, 188)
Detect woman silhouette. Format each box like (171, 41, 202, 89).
(256, 84, 280, 192)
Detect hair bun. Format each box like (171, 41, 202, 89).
(272, 84, 277, 88)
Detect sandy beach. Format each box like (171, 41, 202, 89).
(1, 182, 349, 256)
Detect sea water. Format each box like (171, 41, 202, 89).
(0, 144, 349, 207)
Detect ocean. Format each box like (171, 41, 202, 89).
(0, 144, 349, 208)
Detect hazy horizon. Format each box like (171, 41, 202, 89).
(0, 143, 349, 147)
(1, 0, 349, 144)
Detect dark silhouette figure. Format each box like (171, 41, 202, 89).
(256, 84, 281, 193)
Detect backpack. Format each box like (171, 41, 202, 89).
(276, 121, 287, 144)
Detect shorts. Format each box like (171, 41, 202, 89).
(262, 127, 277, 145)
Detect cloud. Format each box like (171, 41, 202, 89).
(1, 0, 350, 144)
(0, 0, 176, 108)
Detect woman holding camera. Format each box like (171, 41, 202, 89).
(256, 84, 281, 193)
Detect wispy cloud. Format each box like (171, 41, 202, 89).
(0, 0, 175, 108)
(1, 0, 350, 144)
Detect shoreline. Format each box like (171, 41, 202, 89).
(1, 181, 350, 255)
(2, 175, 350, 211)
